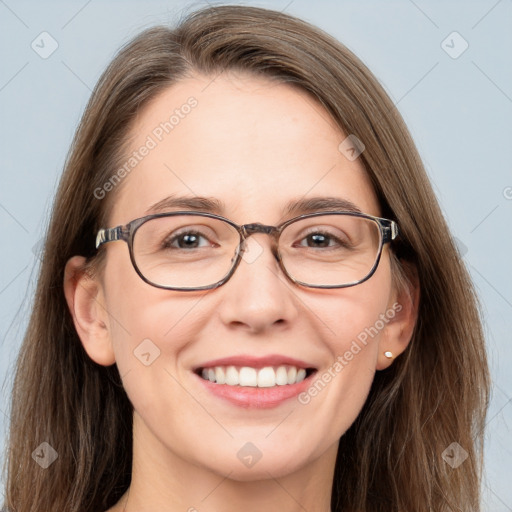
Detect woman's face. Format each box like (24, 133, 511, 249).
(82, 72, 406, 480)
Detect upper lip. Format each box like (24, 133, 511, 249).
(193, 354, 317, 372)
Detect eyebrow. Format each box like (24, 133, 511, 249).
(145, 194, 363, 217)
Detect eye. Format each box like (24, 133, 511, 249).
(295, 230, 350, 250)
(163, 229, 214, 250)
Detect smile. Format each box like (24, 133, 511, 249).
(192, 354, 318, 408)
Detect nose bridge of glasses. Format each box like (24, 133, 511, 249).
(241, 223, 279, 239)
(239, 223, 281, 261)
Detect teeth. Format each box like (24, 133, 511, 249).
(239, 367, 257, 386)
(225, 366, 239, 386)
(199, 365, 310, 387)
(257, 367, 275, 387)
(215, 366, 226, 384)
(287, 366, 297, 385)
(275, 366, 288, 385)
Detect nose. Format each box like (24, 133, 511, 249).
(216, 234, 299, 334)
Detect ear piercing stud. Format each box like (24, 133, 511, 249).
(384, 351, 393, 359)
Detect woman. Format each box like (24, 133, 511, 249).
(3, 5, 490, 511)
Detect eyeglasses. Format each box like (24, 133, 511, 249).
(95, 211, 399, 291)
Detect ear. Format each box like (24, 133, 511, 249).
(63, 255, 116, 366)
(376, 261, 420, 370)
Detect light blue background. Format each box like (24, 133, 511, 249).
(1, 0, 511, 509)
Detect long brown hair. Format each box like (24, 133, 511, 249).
(3, 5, 490, 511)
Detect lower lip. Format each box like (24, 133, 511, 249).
(194, 371, 316, 409)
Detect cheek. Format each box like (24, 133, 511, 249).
(298, 259, 393, 434)
(101, 252, 205, 397)
(319, 257, 393, 358)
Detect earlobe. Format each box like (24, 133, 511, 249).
(376, 262, 420, 371)
(63, 256, 116, 366)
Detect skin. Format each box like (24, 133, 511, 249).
(64, 72, 418, 512)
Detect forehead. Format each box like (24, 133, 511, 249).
(107, 72, 380, 226)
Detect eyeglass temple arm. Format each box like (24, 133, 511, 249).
(96, 226, 125, 249)
(383, 220, 399, 243)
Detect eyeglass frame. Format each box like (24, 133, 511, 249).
(95, 210, 399, 291)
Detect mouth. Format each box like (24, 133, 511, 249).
(191, 355, 318, 408)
